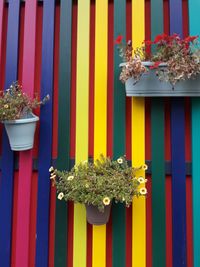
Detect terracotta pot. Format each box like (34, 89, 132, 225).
(85, 203, 112, 225)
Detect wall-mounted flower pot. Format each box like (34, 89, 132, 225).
(120, 62, 200, 97)
(3, 113, 39, 151)
(85, 204, 112, 225)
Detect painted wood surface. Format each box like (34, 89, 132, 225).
(0, 1, 196, 267)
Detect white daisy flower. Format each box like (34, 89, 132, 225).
(49, 166, 54, 172)
(142, 164, 148, 171)
(138, 177, 145, 184)
(140, 188, 147, 195)
(58, 192, 64, 200)
(117, 158, 123, 164)
(67, 175, 74, 181)
(103, 197, 111, 206)
(50, 174, 56, 179)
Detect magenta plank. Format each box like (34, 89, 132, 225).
(14, 1, 37, 266)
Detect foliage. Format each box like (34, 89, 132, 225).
(50, 155, 148, 212)
(0, 81, 49, 121)
(116, 33, 200, 87)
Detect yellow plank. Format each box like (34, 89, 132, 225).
(132, 1, 146, 267)
(74, 1, 90, 267)
(93, 0, 108, 266)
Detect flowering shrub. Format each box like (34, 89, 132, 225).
(50, 155, 147, 212)
(117, 33, 200, 87)
(0, 81, 49, 121)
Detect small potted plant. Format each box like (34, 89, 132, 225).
(0, 81, 49, 151)
(116, 34, 200, 96)
(49, 155, 147, 225)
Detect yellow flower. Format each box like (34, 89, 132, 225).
(140, 188, 147, 195)
(67, 175, 74, 181)
(85, 183, 89, 188)
(103, 197, 111, 206)
(117, 158, 123, 164)
(49, 166, 54, 172)
(138, 177, 145, 184)
(58, 192, 64, 200)
(122, 197, 125, 201)
(142, 164, 148, 171)
(4, 104, 9, 109)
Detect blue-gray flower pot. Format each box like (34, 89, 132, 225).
(120, 61, 200, 97)
(85, 203, 112, 225)
(4, 113, 39, 151)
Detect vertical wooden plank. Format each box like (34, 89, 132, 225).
(188, 1, 200, 266)
(0, 1, 20, 267)
(189, 1, 200, 266)
(93, 0, 108, 267)
(169, 1, 187, 267)
(131, 1, 146, 267)
(15, 1, 37, 266)
(73, 0, 90, 267)
(112, 1, 126, 267)
(49, 3, 59, 265)
(54, 0, 72, 266)
(151, 1, 166, 267)
(35, 1, 55, 266)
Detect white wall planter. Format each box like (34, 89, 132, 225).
(120, 61, 200, 97)
(3, 113, 39, 151)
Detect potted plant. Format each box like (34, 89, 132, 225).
(116, 34, 200, 96)
(0, 81, 49, 151)
(49, 155, 148, 225)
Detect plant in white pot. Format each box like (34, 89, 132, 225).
(49, 155, 147, 225)
(116, 34, 200, 96)
(0, 81, 49, 151)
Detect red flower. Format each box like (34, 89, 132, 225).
(144, 40, 153, 46)
(150, 61, 161, 69)
(184, 35, 198, 43)
(154, 33, 168, 43)
(114, 35, 124, 44)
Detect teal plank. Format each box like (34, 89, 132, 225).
(112, 1, 126, 267)
(54, 0, 72, 266)
(189, 2, 200, 266)
(151, 1, 166, 267)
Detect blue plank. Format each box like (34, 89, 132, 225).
(169, 1, 187, 266)
(35, 1, 55, 266)
(0, 1, 20, 266)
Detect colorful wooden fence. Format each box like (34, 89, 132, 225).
(0, 0, 198, 266)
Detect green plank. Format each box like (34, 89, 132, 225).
(189, 2, 200, 266)
(151, 1, 166, 267)
(112, 1, 126, 267)
(54, 0, 72, 266)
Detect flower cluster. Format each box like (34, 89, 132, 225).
(49, 155, 148, 212)
(0, 81, 50, 121)
(116, 33, 200, 86)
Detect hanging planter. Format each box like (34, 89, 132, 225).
(120, 61, 200, 97)
(116, 34, 200, 97)
(85, 203, 112, 225)
(50, 155, 148, 225)
(0, 81, 49, 151)
(4, 113, 39, 151)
